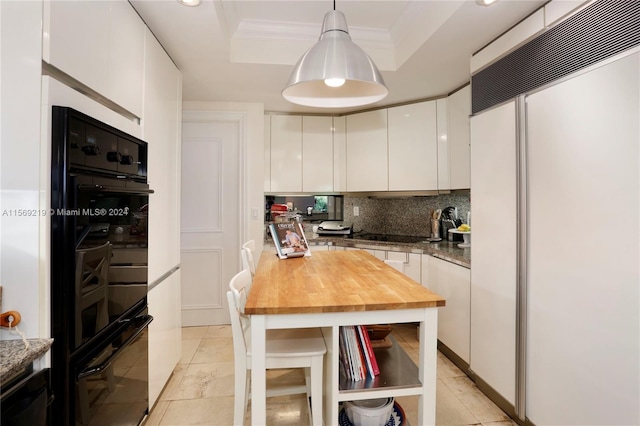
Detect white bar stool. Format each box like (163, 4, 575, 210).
(227, 269, 326, 425)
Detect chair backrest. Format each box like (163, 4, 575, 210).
(241, 247, 256, 278)
(384, 259, 405, 274)
(227, 269, 253, 363)
(241, 240, 256, 275)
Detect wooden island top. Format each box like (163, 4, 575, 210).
(245, 250, 446, 315)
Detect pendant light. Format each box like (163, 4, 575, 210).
(282, 2, 388, 108)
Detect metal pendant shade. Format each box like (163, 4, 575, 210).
(282, 10, 388, 108)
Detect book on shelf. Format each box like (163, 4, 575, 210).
(269, 222, 311, 259)
(338, 327, 352, 380)
(357, 325, 380, 377)
(348, 326, 365, 380)
(338, 325, 381, 381)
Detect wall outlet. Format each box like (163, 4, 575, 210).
(353, 206, 360, 216)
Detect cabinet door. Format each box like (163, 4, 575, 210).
(363, 249, 386, 260)
(447, 86, 471, 189)
(270, 115, 302, 192)
(302, 116, 333, 192)
(346, 110, 388, 191)
(386, 251, 421, 283)
(436, 99, 449, 190)
(108, 1, 144, 117)
(46, 1, 110, 94)
(144, 28, 182, 282)
(388, 102, 438, 191)
(427, 257, 470, 363)
(148, 270, 182, 407)
(525, 52, 639, 425)
(470, 101, 517, 405)
(421, 254, 430, 288)
(333, 116, 347, 192)
(46, 1, 144, 116)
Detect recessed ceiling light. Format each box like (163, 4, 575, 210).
(476, 0, 499, 6)
(177, 0, 201, 7)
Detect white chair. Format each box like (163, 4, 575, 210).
(227, 269, 326, 426)
(241, 240, 256, 276)
(384, 259, 406, 274)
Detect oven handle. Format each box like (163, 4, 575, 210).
(77, 314, 154, 380)
(78, 184, 154, 194)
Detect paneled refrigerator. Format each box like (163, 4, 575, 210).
(471, 41, 639, 426)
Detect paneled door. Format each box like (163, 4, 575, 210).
(181, 111, 241, 325)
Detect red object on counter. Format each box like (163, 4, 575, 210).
(270, 204, 288, 220)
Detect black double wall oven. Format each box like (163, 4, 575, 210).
(50, 107, 153, 426)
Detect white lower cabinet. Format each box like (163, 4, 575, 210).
(422, 256, 470, 363)
(148, 270, 182, 407)
(386, 251, 421, 283)
(342, 248, 421, 282)
(363, 249, 386, 260)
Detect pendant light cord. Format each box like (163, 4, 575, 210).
(333, 0, 336, 10)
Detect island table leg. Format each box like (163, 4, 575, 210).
(419, 309, 438, 425)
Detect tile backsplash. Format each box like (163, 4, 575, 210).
(343, 191, 470, 236)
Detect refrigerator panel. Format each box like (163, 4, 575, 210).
(470, 101, 518, 405)
(525, 51, 639, 425)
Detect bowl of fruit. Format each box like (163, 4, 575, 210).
(448, 224, 471, 248)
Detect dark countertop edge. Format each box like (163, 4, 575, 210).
(0, 338, 54, 379)
(265, 236, 471, 269)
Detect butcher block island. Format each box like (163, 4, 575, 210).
(246, 250, 445, 425)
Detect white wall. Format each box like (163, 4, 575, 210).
(0, 1, 45, 340)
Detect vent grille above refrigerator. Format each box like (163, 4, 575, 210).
(471, 0, 640, 114)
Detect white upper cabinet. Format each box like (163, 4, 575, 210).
(107, 1, 144, 117)
(143, 28, 182, 279)
(270, 115, 302, 192)
(447, 86, 471, 189)
(436, 99, 449, 191)
(388, 101, 438, 191)
(302, 116, 333, 193)
(544, 0, 590, 26)
(346, 110, 388, 192)
(333, 116, 347, 193)
(45, 0, 144, 117)
(46, 1, 110, 93)
(470, 9, 544, 73)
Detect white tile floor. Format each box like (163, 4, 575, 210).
(145, 324, 517, 426)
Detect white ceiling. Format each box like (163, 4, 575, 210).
(130, 0, 546, 114)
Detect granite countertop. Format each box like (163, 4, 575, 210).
(265, 232, 471, 269)
(0, 338, 54, 380)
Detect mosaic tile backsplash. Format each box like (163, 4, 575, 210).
(343, 191, 471, 237)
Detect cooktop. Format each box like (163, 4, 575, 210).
(353, 233, 427, 244)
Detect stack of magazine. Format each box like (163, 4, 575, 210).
(269, 222, 311, 259)
(338, 325, 380, 381)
